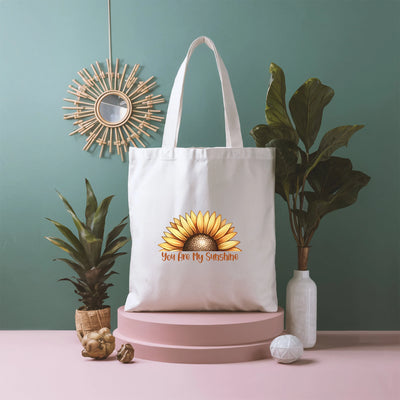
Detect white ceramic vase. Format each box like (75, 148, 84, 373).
(285, 269, 317, 348)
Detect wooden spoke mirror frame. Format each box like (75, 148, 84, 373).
(63, 59, 164, 161)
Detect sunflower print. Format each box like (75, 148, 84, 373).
(159, 211, 241, 252)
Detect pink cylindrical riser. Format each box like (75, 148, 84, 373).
(114, 329, 273, 364)
(116, 306, 284, 347)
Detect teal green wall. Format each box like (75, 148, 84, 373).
(1, 0, 399, 330)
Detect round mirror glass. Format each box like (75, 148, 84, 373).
(98, 94, 129, 123)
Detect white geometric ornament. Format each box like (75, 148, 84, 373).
(270, 334, 304, 364)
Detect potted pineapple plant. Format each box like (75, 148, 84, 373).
(45, 179, 129, 342)
(250, 63, 370, 347)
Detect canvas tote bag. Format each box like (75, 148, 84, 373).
(125, 36, 277, 312)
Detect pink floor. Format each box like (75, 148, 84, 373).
(0, 331, 399, 400)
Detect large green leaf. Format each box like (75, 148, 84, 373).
(250, 124, 298, 147)
(289, 78, 334, 152)
(85, 179, 98, 227)
(304, 157, 370, 235)
(266, 64, 294, 129)
(250, 124, 276, 147)
(308, 156, 353, 194)
(90, 196, 114, 239)
(267, 139, 299, 179)
(276, 163, 306, 201)
(321, 170, 370, 214)
(105, 216, 128, 249)
(316, 125, 364, 162)
(266, 138, 300, 199)
(303, 125, 364, 181)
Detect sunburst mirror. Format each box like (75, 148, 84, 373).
(63, 59, 164, 161)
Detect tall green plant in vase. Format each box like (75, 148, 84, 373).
(45, 179, 129, 342)
(250, 64, 370, 347)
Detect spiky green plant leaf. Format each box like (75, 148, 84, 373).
(97, 252, 127, 271)
(106, 217, 128, 248)
(91, 196, 114, 239)
(85, 179, 98, 227)
(45, 236, 87, 266)
(45, 218, 85, 257)
(56, 191, 77, 218)
(46, 180, 129, 310)
(66, 210, 102, 268)
(53, 258, 86, 280)
(104, 237, 129, 257)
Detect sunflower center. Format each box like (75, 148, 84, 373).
(182, 234, 218, 251)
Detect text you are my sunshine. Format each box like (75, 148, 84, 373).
(161, 251, 239, 263)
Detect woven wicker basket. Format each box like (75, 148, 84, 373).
(75, 306, 111, 343)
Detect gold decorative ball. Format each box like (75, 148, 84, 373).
(117, 343, 135, 363)
(81, 327, 115, 360)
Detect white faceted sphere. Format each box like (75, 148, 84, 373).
(270, 334, 304, 363)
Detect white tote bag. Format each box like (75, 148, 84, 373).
(125, 36, 277, 312)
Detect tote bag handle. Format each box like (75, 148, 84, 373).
(162, 36, 243, 149)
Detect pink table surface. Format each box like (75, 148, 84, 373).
(0, 330, 399, 400)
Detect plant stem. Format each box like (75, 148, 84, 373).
(305, 219, 320, 246)
(297, 246, 310, 270)
(299, 173, 307, 212)
(291, 192, 303, 245)
(286, 199, 300, 246)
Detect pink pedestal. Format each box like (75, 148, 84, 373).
(114, 306, 284, 363)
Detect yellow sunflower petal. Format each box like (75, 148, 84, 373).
(206, 212, 216, 234)
(190, 211, 197, 228)
(197, 211, 204, 233)
(159, 242, 178, 251)
(186, 213, 197, 234)
(164, 231, 174, 238)
(177, 223, 190, 238)
(217, 231, 237, 244)
(163, 236, 184, 248)
(167, 226, 186, 241)
(209, 215, 221, 237)
(214, 223, 232, 240)
(229, 247, 241, 252)
(170, 222, 177, 229)
(180, 215, 194, 236)
(203, 211, 210, 232)
(218, 240, 240, 251)
(174, 218, 182, 227)
(227, 227, 235, 234)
